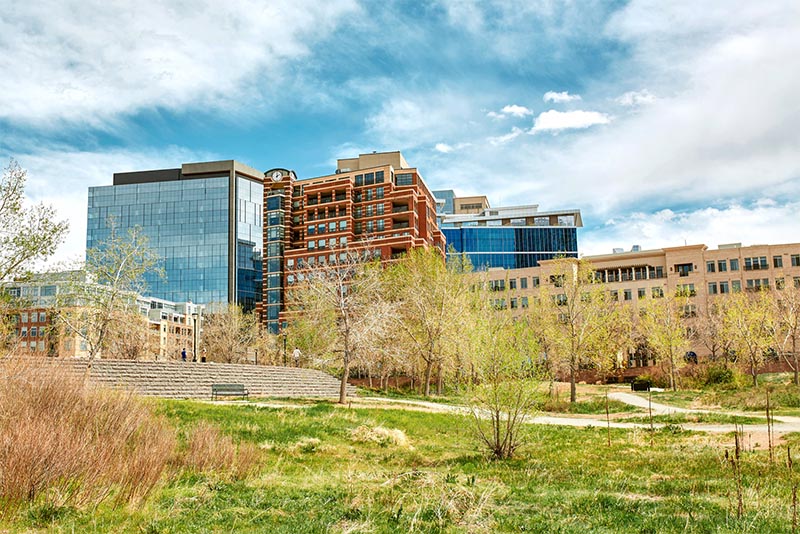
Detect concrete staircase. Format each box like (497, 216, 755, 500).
(4, 359, 358, 400)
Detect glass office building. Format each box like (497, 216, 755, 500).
(433, 189, 582, 270)
(86, 161, 263, 310)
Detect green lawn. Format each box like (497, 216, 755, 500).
(3, 399, 798, 533)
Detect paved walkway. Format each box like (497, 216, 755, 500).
(349, 395, 800, 436)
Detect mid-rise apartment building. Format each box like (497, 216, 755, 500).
(260, 151, 444, 333)
(3, 276, 201, 359)
(484, 242, 800, 363)
(433, 189, 582, 270)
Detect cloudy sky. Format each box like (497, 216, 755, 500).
(2, 0, 799, 262)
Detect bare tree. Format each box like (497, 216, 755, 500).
(774, 282, 800, 385)
(386, 247, 474, 396)
(106, 310, 157, 360)
(56, 219, 161, 362)
(0, 160, 68, 282)
(537, 258, 631, 403)
(200, 304, 261, 363)
(288, 248, 394, 404)
(723, 289, 776, 387)
(638, 293, 691, 391)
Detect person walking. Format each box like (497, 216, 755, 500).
(292, 347, 301, 367)
(181, 348, 187, 362)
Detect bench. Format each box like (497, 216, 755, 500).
(211, 383, 249, 400)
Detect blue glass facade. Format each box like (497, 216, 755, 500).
(87, 173, 263, 310)
(443, 227, 578, 270)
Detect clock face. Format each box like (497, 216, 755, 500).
(271, 171, 282, 182)
(289, 171, 296, 181)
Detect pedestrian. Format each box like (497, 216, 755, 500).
(181, 348, 187, 362)
(292, 347, 301, 367)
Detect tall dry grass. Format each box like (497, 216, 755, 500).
(0, 359, 175, 515)
(180, 421, 262, 479)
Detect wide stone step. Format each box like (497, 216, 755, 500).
(2, 358, 358, 400)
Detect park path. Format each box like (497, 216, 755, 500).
(232, 393, 800, 436)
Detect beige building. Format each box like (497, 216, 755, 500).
(485, 242, 800, 365)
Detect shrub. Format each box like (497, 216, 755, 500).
(0, 359, 174, 515)
(350, 425, 410, 447)
(703, 364, 736, 387)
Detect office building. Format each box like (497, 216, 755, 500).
(87, 161, 263, 310)
(433, 190, 582, 270)
(260, 151, 445, 333)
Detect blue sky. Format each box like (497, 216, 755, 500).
(2, 0, 799, 262)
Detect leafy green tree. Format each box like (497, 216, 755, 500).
(723, 289, 776, 387)
(0, 160, 69, 282)
(538, 258, 631, 403)
(468, 305, 541, 460)
(385, 247, 473, 396)
(773, 282, 800, 385)
(638, 293, 691, 391)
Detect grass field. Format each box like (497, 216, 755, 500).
(4, 397, 799, 533)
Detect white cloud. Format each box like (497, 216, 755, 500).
(0, 0, 358, 126)
(543, 91, 582, 103)
(530, 110, 610, 133)
(488, 127, 524, 146)
(435, 143, 454, 153)
(500, 105, 534, 117)
(615, 89, 656, 106)
(581, 201, 800, 256)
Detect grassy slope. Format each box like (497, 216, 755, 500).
(5, 399, 798, 534)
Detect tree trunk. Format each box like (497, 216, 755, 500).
(424, 359, 434, 397)
(569, 362, 577, 403)
(339, 353, 350, 404)
(794, 337, 799, 387)
(436, 362, 443, 395)
(752, 362, 759, 388)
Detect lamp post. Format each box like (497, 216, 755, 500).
(191, 312, 198, 362)
(283, 332, 287, 366)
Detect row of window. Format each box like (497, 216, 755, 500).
(308, 221, 348, 235)
(307, 237, 348, 250)
(492, 296, 530, 310)
(18, 326, 47, 338)
(706, 255, 800, 273)
(14, 312, 47, 323)
(354, 170, 386, 186)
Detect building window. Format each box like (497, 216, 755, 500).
(21, 313, 28, 323)
(652, 287, 664, 298)
(520, 277, 528, 289)
(675, 263, 693, 277)
(708, 282, 718, 295)
(609, 290, 618, 301)
(375, 170, 385, 183)
(307, 226, 315, 235)
(718, 260, 727, 272)
(532, 277, 540, 288)
(774, 255, 783, 268)
(732, 280, 741, 292)
(746, 278, 769, 291)
(308, 240, 316, 250)
(744, 256, 768, 270)
(706, 261, 715, 273)
(376, 187, 384, 199)
(730, 258, 739, 271)
(30, 327, 37, 338)
(623, 289, 632, 301)
(395, 173, 413, 186)
(794, 276, 800, 288)
(776, 277, 786, 290)
(509, 279, 517, 290)
(681, 305, 697, 318)
(792, 254, 800, 267)
(490, 280, 505, 292)
(521, 296, 529, 308)
(510, 298, 518, 309)
(719, 281, 729, 294)
(676, 284, 696, 297)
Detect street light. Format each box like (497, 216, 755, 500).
(191, 312, 198, 362)
(283, 332, 287, 366)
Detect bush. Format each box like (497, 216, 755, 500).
(703, 365, 736, 387)
(180, 421, 263, 478)
(0, 359, 174, 515)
